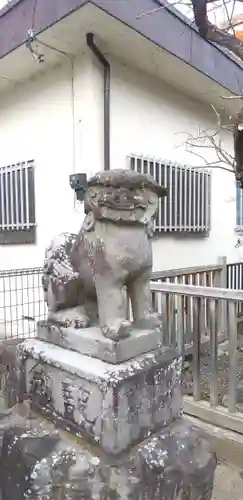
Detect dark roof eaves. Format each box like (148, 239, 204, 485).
(92, 0, 243, 95)
(155, 0, 243, 70)
(0, 0, 242, 95)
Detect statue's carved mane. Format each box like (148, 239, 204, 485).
(88, 169, 167, 197)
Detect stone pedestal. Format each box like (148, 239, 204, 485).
(37, 320, 162, 364)
(12, 323, 217, 499)
(19, 329, 182, 454)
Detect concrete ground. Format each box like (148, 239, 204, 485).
(213, 463, 243, 500)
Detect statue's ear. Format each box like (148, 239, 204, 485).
(84, 188, 96, 214)
(139, 192, 159, 225)
(139, 194, 159, 239)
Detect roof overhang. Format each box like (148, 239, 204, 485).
(0, 0, 242, 115)
(0, 0, 242, 92)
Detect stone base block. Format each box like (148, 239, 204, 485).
(0, 410, 217, 500)
(19, 339, 183, 455)
(37, 320, 162, 363)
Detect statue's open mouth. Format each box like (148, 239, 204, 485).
(99, 190, 146, 211)
(101, 200, 135, 210)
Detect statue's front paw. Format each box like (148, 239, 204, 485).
(135, 313, 162, 330)
(102, 320, 132, 341)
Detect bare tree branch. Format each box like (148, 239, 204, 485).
(138, 0, 243, 63)
(191, 0, 243, 61)
(138, 1, 243, 185)
(176, 104, 236, 172)
(202, 24, 243, 59)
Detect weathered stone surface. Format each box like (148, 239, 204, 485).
(42, 169, 167, 340)
(135, 419, 216, 499)
(0, 409, 216, 500)
(0, 341, 20, 408)
(37, 322, 162, 363)
(88, 169, 167, 196)
(19, 339, 182, 455)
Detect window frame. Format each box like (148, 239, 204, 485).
(128, 154, 211, 234)
(236, 181, 243, 232)
(0, 159, 36, 245)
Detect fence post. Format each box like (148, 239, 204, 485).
(217, 256, 227, 339)
(217, 256, 227, 288)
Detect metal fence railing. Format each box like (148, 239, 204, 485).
(0, 267, 46, 340)
(0, 258, 242, 342)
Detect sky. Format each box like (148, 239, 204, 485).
(0, 0, 9, 8)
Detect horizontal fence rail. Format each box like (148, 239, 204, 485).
(0, 261, 227, 341)
(0, 260, 242, 340)
(152, 264, 224, 282)
(148, 260, 228, 347)
(149, 282, 228, 349)
(150, 280, 243, 434)
(151, 281, 243, 300)
(0, 257, 237, 341)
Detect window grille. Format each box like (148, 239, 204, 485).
(128, 154, 211, 233)
(0, 160, 36, 244)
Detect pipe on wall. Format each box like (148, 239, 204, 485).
(86, 33, 110, 171)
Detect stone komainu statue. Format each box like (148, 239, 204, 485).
(42, 169, 167, 340)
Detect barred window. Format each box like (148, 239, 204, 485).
(0, 160, 36, 244)
(129, 154, 211, 233)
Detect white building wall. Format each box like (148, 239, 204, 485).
(108, 59, 239, 270)
(0, 52, 100, 269)
(0, 51, 240, 273)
